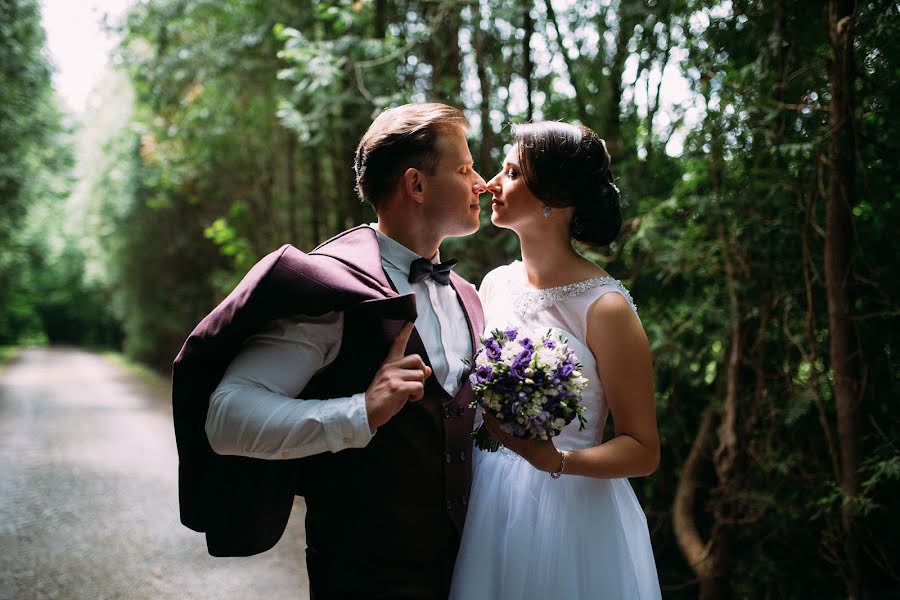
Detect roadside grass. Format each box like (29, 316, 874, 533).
(103, 351, 172, 399)
(0, 346, 20, 372)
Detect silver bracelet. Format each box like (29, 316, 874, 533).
(549, 450, 567, 479)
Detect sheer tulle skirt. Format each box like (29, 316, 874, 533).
(449, 447, 661, 600)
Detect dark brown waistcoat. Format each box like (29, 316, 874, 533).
(299, 297, 478, 599)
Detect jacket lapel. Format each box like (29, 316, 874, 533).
(449, 272, 485, 352)
(311, 225, 395, 295)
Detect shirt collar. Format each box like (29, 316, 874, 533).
(369, 223, 441, 276)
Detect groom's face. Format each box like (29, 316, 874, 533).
(420, 127, 487, 238)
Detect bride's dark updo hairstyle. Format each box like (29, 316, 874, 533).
(513, 122, 621, 246)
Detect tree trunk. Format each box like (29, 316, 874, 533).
(802, 190, 842, 482)
(522, 5, 534, 122)
(285, 131, 298, 244)
(328, 117, 349, 230)
(605, 1, 636, 157)
(373, 0, 387, 38)
(825, 1, 862, 597)
(472, 3, 493, 172)
(309, 148, 323, 244)
(643, 17, 673, 164)
(332, 105, 363, 228)
(772, 0, 789, 141)
(714, 225, 740, 488)
(425, 1, 462, 104)
(672, 406, 716, 583)
(671, 94, 736, 599)
(543, 0, 589, 124)
(704, 224, 741, 600)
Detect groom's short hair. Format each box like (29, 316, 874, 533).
(354, 103, 469, 208)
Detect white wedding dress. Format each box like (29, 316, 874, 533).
(449, 261, 662, 600)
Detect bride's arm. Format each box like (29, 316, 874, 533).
(483, 292, 660, 478)
(564, 292, 659, 477)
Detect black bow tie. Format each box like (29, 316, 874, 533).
(408, 257, 458, 286)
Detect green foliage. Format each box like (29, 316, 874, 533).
(0, 0, 120, 347)
(6, 0, 898, 595)
(0, 0, 54, 342)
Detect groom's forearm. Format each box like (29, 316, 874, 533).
(206, 386, 373, 459)
(204, 310, 376, 459)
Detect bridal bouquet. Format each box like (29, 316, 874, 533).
(466, 327, 589, 452)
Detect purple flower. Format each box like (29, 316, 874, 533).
(529, 412, 549, 429)
(559, 363, 575, 377)
(485, 338, 502, 360)
(509, 362, 528, 381)
(518, 337, 534, 350)
(515, 348, 533, 365)
(474, 365, 494, 384)
(503, 348, 528, 380)
(504, 327, 518, 341)
(542, 338, 557, 349)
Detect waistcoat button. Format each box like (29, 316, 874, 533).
(459, 451, 466, 462)
(445, 452, 452, 464)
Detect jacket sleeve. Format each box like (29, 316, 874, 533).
(205, 311, 375, 459)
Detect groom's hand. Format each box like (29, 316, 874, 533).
(365, 322, 432, 429)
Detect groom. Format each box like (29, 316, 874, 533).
(172, 103, 487, 598)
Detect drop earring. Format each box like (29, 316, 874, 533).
(543, 206, 551, 219)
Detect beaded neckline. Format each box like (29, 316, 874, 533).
(507, 263, 637, 317)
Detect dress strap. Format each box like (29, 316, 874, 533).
(589, 280, 638, 315)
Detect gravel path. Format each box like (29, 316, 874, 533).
(0, 347, 309, 599)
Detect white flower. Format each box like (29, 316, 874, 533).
(500, 344, 518, 363)
(534, 346, 558, 369)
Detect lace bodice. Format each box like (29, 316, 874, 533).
(479, 261, 639, 451)
(509, 275, 637, 318)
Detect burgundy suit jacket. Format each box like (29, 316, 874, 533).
(172, 225, 483, 559)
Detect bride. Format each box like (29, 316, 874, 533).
(449, 122, 662, 599)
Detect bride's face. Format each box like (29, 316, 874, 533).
(485, 145, 545, 231)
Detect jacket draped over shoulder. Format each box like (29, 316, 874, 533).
(172, 226, 418, 556)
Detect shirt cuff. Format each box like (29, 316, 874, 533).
(323, 392, 375, 452)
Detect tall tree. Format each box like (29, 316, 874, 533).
(472, 2, 494, 172)
(424, 0, 462, 104)
(824, 0, 863, 596)
(521, 5, 534, 122)
(604, 0, 640, 157)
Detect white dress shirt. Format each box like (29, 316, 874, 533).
(205, 225, 473, 460)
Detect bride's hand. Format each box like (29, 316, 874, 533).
(482, 413, 562, 473)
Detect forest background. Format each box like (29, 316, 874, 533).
(2, 0, 897, 597)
